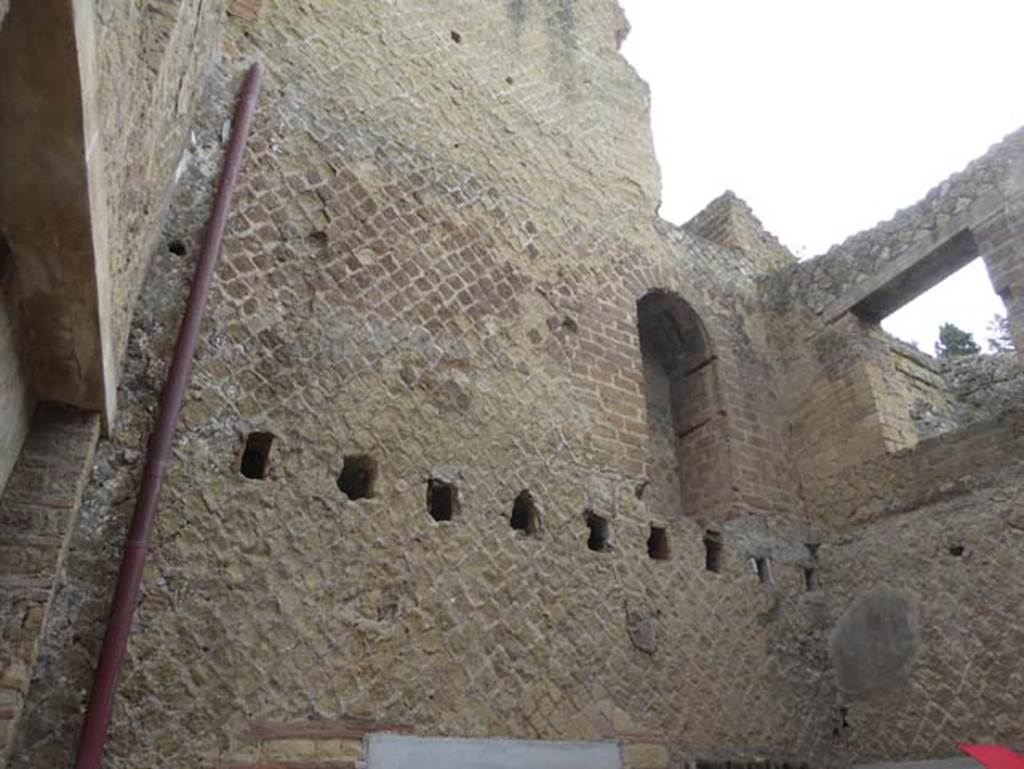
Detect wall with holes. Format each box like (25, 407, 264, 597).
(820, 458, 1024, 762)
(9, 3, 825, 769)
(9, 2, 1024, 769)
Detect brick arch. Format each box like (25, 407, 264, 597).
(636, 289, 730, 520)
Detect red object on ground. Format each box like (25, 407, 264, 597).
(959, 743, 1024, 769)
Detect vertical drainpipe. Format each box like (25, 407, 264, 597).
(73, 62, 263, 769)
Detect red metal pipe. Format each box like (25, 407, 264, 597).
(74, 62, 262, 769)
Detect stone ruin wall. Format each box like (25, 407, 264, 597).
(818, 410, 1024, 761)
(0, 0, 224, 494)
(4, 2, 1024, 768)
(761, 125, 1024, 521)
(684, 191, 798, 275)
(0, 0, 222, 433)
(757, 109, 1024, 764)
(90, 0, 228, 365)
(767, 126, 1024, 321)
(8, 3, 838, 768)
(0, 0, 225, 763)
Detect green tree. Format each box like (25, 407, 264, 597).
(986, 313, 1015, 353)
(935, 322, 980, 358)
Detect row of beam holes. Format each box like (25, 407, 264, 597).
(240, 433, 821, 586)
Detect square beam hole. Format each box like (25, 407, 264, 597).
(647, 525, 670, 560)
(240, 432, 274, 479)
(803, 566, 820, 591)
(510, 490, 539, 534)
(337, 455, 378, 500)
(585, 511, 610, 552)
(427, 478, 458, 521)
(704, 530, 722, 573)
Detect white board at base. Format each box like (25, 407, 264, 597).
(365, 733, 623, 769)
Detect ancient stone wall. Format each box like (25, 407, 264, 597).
(0, 0, 113, 415)
(9, 3, 1024, 768)
(885, 346, 1024, 445)
(821, 459, 1024, 762)
(0, 0, 229, 760)
(0, 406, 100, 765)
(887, 339, 959, 442)
(0, 0, 224, 429)
(946, 352, 1024, 423)
(11, 4, 830, 768)
(764, 127, 1024, 319)
(758, 308, 899, 511)
(755, 117, 1024, 764)
(761, 127, 1024, 521)
(804, 409, 1024, 535)
(90, 0, 228, 367)
(685, 192, 796, 276)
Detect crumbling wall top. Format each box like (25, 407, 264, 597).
(684, 190, 797, 275)
(762, 126, 1024, 317)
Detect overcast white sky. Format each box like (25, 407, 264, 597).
(618, 0, 1024, 353)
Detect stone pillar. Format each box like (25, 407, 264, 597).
(976, 199, 1024, 354)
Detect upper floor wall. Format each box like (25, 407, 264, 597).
(765, 127, 1024, 326)
(759, 126, 1024, 525)
(225, 0, 661, 228)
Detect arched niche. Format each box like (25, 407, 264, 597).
(636, 290, 725, 519)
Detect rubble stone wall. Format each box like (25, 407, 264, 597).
(762, 128, 1024, 524)
(820, 461, 1024, 762)
(946, 352, 1024, 422)
(10, 4, 830, 768)
(7, 3, 1024, 769)
(764, 128, 1024, 319)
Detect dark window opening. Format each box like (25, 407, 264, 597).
(585, 511, 610, 552)
(450, 30, 462, 43)
(240, 432, 274, 479)
(427, 478, 458, 521)
(337, 455, 377, 500)
(803, 566, 820, 591)
(510, 490, 539, 534)
(755, 555, 772, 584)
(168, 238, 187, 256)
(704, 530, 722, 572)
(647, 525, 670, 560)
(949, 543, 965, 557)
